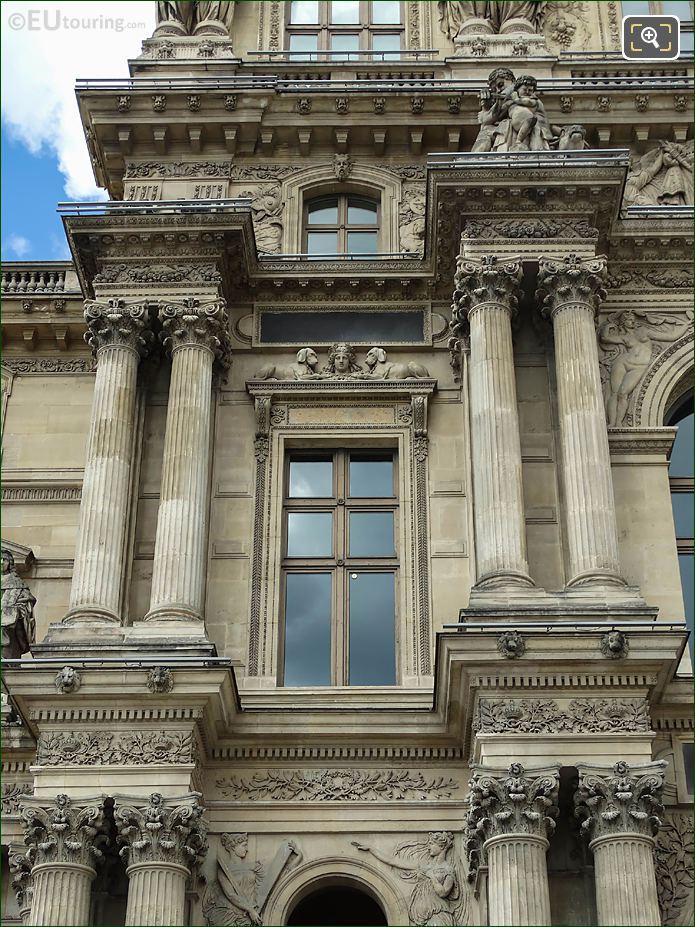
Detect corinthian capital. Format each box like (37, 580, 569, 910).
(20, 793, 106, 869)
(114, 792, 208, 871)
(536, 253, 607, 320)
(84, 298, 154, 357)
(464, 763, 559, 872)
(453, 254, 523, 320)
(575, 760, 666, 842)
(159, 297, 232, 367)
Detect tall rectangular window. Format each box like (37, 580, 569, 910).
(286, 0, 404, 59)
(281, 450, 398, 686)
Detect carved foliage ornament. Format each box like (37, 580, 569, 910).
(465, 764, 559, 876)
(655, 813, 694, 926)
(216, 770, 459, 801)
(575, 760, 666, 841)
(84, 299, 154, 358)
(159, 297, 232, 367)
(93, 263, 221, 286)
(1, 781, 32, 815)
(115, 792, 207, 869)
(20, 794, 106, 868)
(536, 253, 607, 319)
(36, 730, 195, 766)
(463, 218, 598, 240)
(9, 851, 33, 911)
(475, 697, 650, 734)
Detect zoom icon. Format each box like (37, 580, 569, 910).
(622, 15, 680, 60)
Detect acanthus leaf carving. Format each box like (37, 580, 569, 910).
(20, 793, 106, 868)
(1, 781, 33, 815)
(125, 161, 232, 179)
(575, 760, 666, 841)
(93, 263, 221, 286)
(115, 792, 207, 870)
(463, 217, 598, 240)
(35, 730, 195, 766)
(474, 697, 651, 734)
(536, 253, 607, 320)
(84, 298, 155, 358)
(159, 297, 232, 368)
(216, 769, 460, 801)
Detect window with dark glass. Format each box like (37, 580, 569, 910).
(287, 1, 404, 60)
(667, 394, 694, 664)
(621, 1, 694, 53)
(281, 450, 398, 687)
(304, 193, 379, 255)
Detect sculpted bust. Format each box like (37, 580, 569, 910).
(1, 548, 36, 660)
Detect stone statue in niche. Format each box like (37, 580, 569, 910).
(399, 187, 426, 254)
(321, 343, 363, 379)
(438, 1, 546, 37)
(472, 70, 585, 153)
(255, 348, 322, 381)
(243, 186, 284, 254)
(598, 309, 693, 426)
(363, 348, 430, 380)
(155, 1, 235, 36)
(353, 832, 466, 926)
(1, 548, 36, 660)
(624, 141, 694, 207)
(202, 832, 301, 926)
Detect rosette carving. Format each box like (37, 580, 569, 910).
(20, 793, 106, 868)
(575, 760, 666, 841)
(115, 792, 208, 870)
(158, 297, 232, 367)
(536, 253, 607, 320)
(84, 298, 154, 357)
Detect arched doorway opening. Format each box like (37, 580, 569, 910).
(287, 884, 388, 926)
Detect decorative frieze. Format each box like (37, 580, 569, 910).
(1, 780, 32, 814)
(2, 486, 82, 502)
(463, 218, 598, 240)
(93, 263, 221, 286)
(216, 770, 459, 801)
(1, 357, 95, 374)
(125, 160, 232, 178)
(474, 697, 650, 734)
(36, 730, 195, 766)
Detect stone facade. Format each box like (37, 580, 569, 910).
(1, 2, 693, 925)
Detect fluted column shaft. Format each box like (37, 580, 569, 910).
(125, 862, 189, 927)
(146, 298, 231, 624)
(28, 863, 94, 926)
(453, 255, 533, 588)
(486, 834, 552, 926)
(591, 834, 660, 926)
(66, 300, 152, 624)
(576, 760, 666, 927)
(537, 254, 625, 588)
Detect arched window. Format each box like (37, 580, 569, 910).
(304, 193, 379, 255)
(667, 392, 694, 662)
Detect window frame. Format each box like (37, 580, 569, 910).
(302, 192, 381, 256)
(286, 0, 405, 60)
(666, 393, 694, 666)
(278, 448, 400, 687)
(620, 1, 694, 52)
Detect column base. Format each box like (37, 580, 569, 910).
(499, 18, 537, 34)
(62, 606, 121, 626)
(474, 570, 536, 591)
(143, 605, 205, 624)
(566, 569, 628, 589)
(456, 17, 495, 36)
(193, 19, 228, 36)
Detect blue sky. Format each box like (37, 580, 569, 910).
(2, 1, 154, 262)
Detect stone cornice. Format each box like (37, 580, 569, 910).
(608, 427, 677, 456)
(247, 378, 437, 401)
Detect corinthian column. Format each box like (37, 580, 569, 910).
(453, 255, 533, 589)
(575, 760, 666, 926)
(536, 255, 626, 589)
(145, 298, 231, 624)
(20, 794, 105, 927)
(65, 299, 153, 624)
(115, 792, 208, 927)
(465, 763, 559, 926)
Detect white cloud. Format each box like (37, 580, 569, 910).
(2, 1, 155, 200)
(3, 233, 32, 258)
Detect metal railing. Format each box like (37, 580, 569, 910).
(57, 198, 252, 217)
(427, 148, 631, 170)
(257, 251, 416, 262)
(248, 48, 439, 62)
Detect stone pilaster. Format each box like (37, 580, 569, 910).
(9, 848, 33, 924)
(114, 792, 208, 927)
(465, 762, 559, 926)
(453, 255, 534, 590)
(20, 793, 106, 927)
(65, 299, 153, 625)
(536, 254, 626, 589)
(575, 760, 666, 927)
(145, 298, 231, 625)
